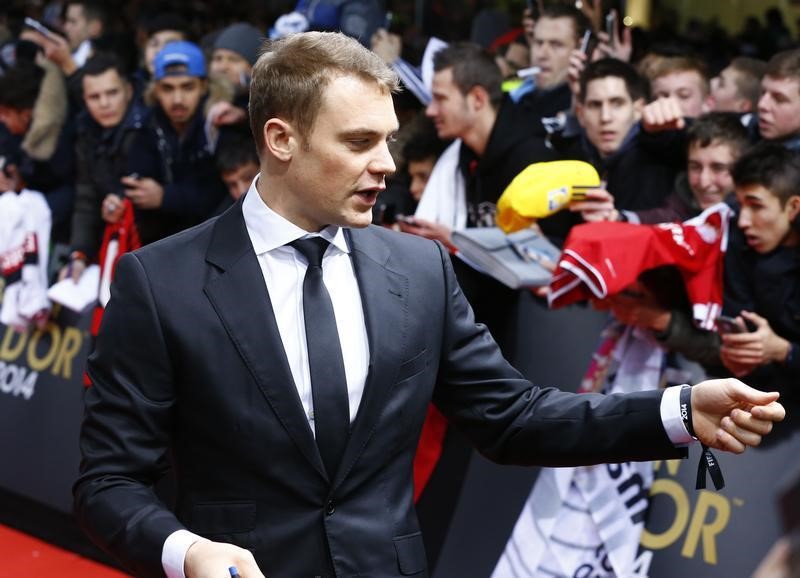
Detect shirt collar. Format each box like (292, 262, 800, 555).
(242, 174, 349, 256)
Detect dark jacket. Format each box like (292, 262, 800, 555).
(458, 97, 557, 228)
(127, 98, 227, 244)
(514, 82, 573, 137)
(454, 98, 557, 345)
(69, 100, 148, 259)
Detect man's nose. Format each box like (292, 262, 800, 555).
(757, 92, 770, 114)
(698, 168, 713, 189)
(738, 210, 751, 228)
(370, 142, 396, 176)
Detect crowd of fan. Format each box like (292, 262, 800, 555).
(0, 0, 799, 450)
(0, 1, 799, 573)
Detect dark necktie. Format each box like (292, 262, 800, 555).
(290, 237, 350, 479)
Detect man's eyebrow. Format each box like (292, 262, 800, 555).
(339, 127, 399, 138)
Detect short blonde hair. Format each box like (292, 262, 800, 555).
(249, 31, 400, 152)
(648, 56, 709, 96)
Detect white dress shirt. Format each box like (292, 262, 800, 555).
(162, 177, 692, 577)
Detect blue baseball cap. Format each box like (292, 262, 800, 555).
(154, 41, 206, 80)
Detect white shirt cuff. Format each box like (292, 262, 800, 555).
(660, 385, 695, 447)
(162, 529, 206, 578)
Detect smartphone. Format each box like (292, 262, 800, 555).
(605, 11, 617, 49)
(716, 315, 744, 334)
(579, 29, 593, 57)
(383, 11, 393, 31)
(23, 17, 58, 41)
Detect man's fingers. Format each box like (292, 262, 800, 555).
(644, 105, 663, 126)
(720, 414, 764, 449)
(711, 426, 746, 454)
(740, 310, 767, 328)
(569, 201, 613, 212)
(730, 407, 774, 436)
(666, 97, 683, 121)
(750, 401, 786, 423)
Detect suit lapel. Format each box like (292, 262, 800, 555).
(334, 227, 410, 486)
(203, 199, 327, 480)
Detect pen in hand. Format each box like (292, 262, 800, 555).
(229, 566, 240, 578)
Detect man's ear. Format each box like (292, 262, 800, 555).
(467, 85, 490, 112)
(263, 118, 295, 162)
(787, 195, 800, 222)
(701, 94, 714, 115)
(575, 101, 585, 126)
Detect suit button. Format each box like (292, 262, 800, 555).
(325, 500, 335, 516)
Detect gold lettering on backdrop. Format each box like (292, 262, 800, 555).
(641, 479, 690, 549)
(0, 323, 85, 378)
(681, 492, 731, 564)
(27, 323, 61, 371)
(0, 326, 26, 360)
(51, 327, 82, 379)
(643, 456, 741, 565)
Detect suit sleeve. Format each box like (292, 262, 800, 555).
(73, 252, 185, 578)
(430, 241, 685, 467)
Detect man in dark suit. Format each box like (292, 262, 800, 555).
(73, 32, 785, 578)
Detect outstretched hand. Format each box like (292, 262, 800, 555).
(690, 378, 784, 454)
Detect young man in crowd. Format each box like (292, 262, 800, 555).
(60, 53, 148, 281)
(514, 4, 590, 132)
(407, 42, 554, 244)
(124, 40, 228, 244)
(214, 127, 260, 207)
(63, 1, 109, 69)
(711, 56, 766, 114)
(138, 13, 189, 84)
(404, 42, 555, 346)
(756, 48, 800, 149)
(648, 55, 713, 119)
(720, 144, 800, 387)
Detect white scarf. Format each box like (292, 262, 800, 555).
(414, 139, 467, 230)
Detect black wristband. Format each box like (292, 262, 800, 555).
(680, 385, 696, 439)
(681, 384, 726, 491)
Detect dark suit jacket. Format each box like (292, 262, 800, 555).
(74, 196, 683, 578)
